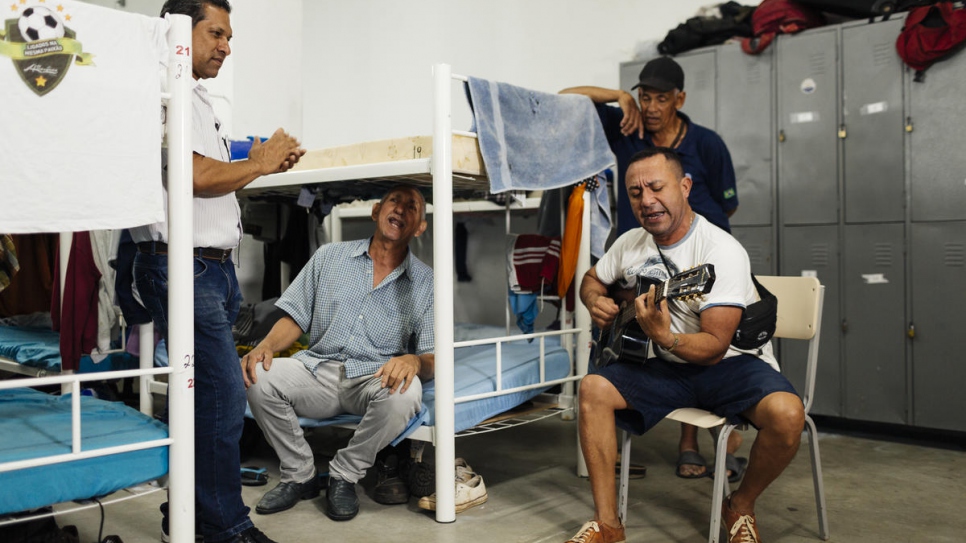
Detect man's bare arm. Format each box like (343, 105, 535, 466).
(193, 128, 306, 197)
(635, 285, 741, 366)
(560, 86, 643, 138)
(580, 267, 621, 329)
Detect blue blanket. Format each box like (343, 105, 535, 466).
(465, 77, 615, 193)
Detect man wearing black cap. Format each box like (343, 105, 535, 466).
(562, 56, 745, 482)
(562, 56, 739, 237)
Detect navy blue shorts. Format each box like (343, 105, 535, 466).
(589, 354, 799, 435)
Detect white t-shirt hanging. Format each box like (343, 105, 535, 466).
(0, 0, 168, 233)
(595, 214, 779, 371)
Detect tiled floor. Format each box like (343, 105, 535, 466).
(49, 415, 966, 542)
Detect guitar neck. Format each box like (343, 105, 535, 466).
(614, 278, 669, 325)
(653, 280, 668, 305)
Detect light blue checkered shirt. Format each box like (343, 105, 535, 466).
(276, 238, 435, 379)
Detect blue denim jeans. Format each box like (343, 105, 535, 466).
(134, 252, 252, 542)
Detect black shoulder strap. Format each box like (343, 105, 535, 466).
(751, 273, 777, 301)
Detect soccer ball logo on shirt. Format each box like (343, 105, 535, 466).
(18, 6, 66, 42)
(0, 2, 94, 96)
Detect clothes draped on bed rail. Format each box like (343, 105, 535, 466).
(506, 234, 560, 334)
(465, 77, 613, 260)
(464, 77, 615, 193)
(0, 2, 168, 234)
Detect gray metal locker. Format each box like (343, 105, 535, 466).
(717, 43, 774, 227)
(909, 52, 966, 221)
(674, 49, 717, 131)
(911, 222, 966, 432)
(776, 28, 840, 225)
(841, 19, 906, 224)
(780, 225, 841, 416)
(732, 226, 776, 276)
(843, 223, 907, 424)
(619, 60, 645, 94)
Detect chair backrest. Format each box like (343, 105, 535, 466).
(755, 275, 825, 413)
(756, 275, 822, 340)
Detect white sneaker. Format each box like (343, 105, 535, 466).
(455, 457, 475, 483)
(417, 473, 488, 513)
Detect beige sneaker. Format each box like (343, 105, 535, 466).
(722, 495, 761, 543)
(417, 473, 488, 513)
(564, 520, 626, 543)
(455, 457, 475, 483)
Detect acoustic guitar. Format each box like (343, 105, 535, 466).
(594, 264, 716, 368)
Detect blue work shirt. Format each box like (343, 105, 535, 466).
(595, 105, 738, 235)
(275, 238, 435, 379)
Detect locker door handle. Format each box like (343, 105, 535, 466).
(778, 129, 786, 143)
(905, 117, 914, 133)
(838, 125, 847, 139)
(907, 323, 916, 339)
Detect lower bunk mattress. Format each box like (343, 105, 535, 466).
(0, 388, 169, 515)
(421, 325, 572, 431)
(247, 324, 573, 437)
(0, 326, 61, 373)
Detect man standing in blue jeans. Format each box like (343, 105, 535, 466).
(130, 2, 305, 542)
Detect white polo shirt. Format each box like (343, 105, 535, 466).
(131, 79, 241, 250)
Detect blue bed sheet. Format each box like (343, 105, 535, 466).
(422, 331, 571, 432)
(0, 388, 169, 515)
(0, 326, 61, 372)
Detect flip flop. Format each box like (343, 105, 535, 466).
(676, 450, 709, 479)
(240, 466, 268, 486)
(717, 454, 748, 484)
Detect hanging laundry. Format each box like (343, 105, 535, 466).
(0, 234, 56, 318)
(51, 231, 100, 372)
(0, 235, 19, 293)
(557, 183, 587, 307)
(506, 234, 561, 335)
(0, 1, 168, 233)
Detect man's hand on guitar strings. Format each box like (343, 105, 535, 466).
(590, 294, 620, 329)
(634, 284, 673, 346)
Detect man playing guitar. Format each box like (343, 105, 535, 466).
(567, 148, 804, 543)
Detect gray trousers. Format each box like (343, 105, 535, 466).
(246, 358, 422, 485)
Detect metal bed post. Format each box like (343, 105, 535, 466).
(164, 13, 195, 543)
(139, 322, 155, 416)
(58, 233, 72, 395)
(574, 190, 592, 477)
(431, 63, 457, 523)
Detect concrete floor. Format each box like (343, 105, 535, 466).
(53, 415, 966, 543)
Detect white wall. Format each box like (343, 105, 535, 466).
(199, 1, 710, 313)
(299, 0, 712, 148)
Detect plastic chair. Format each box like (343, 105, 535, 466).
(617, 275, 829, 542)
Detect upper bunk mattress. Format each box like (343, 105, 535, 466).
(0, 388, 169, 515)
(242, 134, 488, 201)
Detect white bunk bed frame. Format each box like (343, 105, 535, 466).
(245, 64, 593, 522)
(0, 14, 197, 542)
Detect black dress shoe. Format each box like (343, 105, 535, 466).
(255, 477, 322, 515)
(326, 477, 359, 521)
(373, 453, 410, 505)
(222, 526, 277, 543)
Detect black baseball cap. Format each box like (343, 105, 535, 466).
(631, 56, 685, 92)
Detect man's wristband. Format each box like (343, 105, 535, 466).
(665, 334, 680, 353)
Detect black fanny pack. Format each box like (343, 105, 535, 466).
(732, 274, 778, 350)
